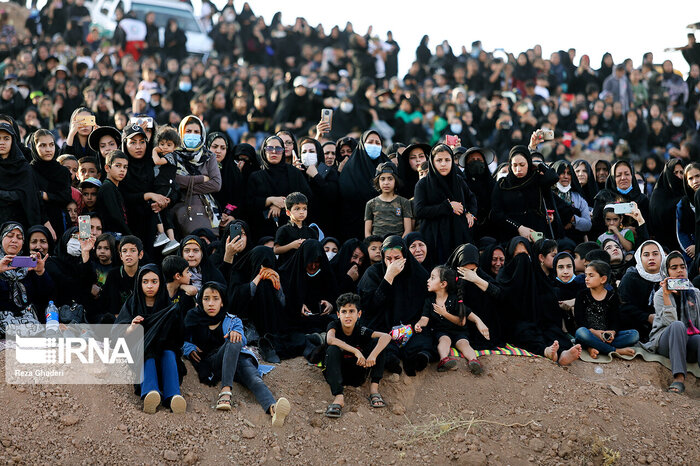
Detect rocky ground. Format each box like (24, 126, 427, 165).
(1, 350, 699, 465)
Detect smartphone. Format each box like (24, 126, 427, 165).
(541, 128, 555, 140)
(531, 231, 544, 242)
(130, 116, 154, 129)
(667, 278, 692, 291)
(78, 215, 91, 239)
(320, 108, 333, 132)
(79, 115, 96, 127)
(10, 256, 37, 268)
(604, 202, 634, 215)
(229, 222, 242, 241)
(445, 135, 459, 146)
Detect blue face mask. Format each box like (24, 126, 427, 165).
(183, 133, 201, 149)
(306, 268, 321, 277)
(617, 185, 633, 195)
(179, 81, 192, 92)
(365, 143, 382, 160)
(556, 275, 575, 284)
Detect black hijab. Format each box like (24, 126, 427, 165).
(256, 135, 310, 199)
(329, 238, 369, 285)
(184, 281, 228, 328)
(338, 130, 389, 203)
(234, 142, 260, 179)
(446, 243, 502, 349)
(605, 160, 643, 199)
(357, 235, 429, 331)
(498, 145, 537, 190)
(479, 243, 505, 279)
(29, 132, 72, 196)
(228, 245, 286, 335)
(397, 142, 429, 198)
(594, 159, 611, 190)
(26, 224, 54, 256)
(279, 239, 338, 318)
(572, 159, 599, 206)
(649, 158, 686, 249)
(335, 137, 357, 164)
(496, 236, 560, 328)
(208, 132, 244, 215)
(404, 231, 433, 270)
(0, 123, 42, 226)
(120, 131, 155, 197)
(178, 235, 226, 286)
(113, 264, 184, 360)
(551, 251, 582, 300)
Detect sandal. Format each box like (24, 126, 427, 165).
(216, 391, 232, 411)
(667, 381, 685, 394)
(368, 393, 386, 408)
(437, 356, 457, 372)
(468, 359, 483, 375)
(325, 403, 342, 418)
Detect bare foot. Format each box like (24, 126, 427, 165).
(558, 344, 582, 366)
(332, 394, 345, 408)
(544, 341, 559, 362)
(587, 348, 599, 359)
(617, 347, 635, 356)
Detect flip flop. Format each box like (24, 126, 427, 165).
(368, 393, 386, 408)
(667, 381, 685, 394)
(325, 403, 342, 418)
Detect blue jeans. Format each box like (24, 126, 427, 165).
(575, 328, 640, 354)
(226, 124, 249, 146)
(140, 350, 181, 401)
(234, 353, 276, 413)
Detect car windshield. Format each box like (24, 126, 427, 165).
(131, 4, 201, 33)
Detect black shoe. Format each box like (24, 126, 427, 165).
(414, 351, 430, 372)
(259, 336, 281, 364)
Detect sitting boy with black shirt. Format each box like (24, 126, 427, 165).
(100, 235, 143, 320)
(162, 255, 197, 315)
(323, 293, 391, 418)
(273, 192, 318, 266)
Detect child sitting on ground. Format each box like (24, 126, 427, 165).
(364, 162, 413, 238)
(574, 260, 639, 358)
(273, 192, 318, 266)
(415, 265, 489, 374)
(324, 293, 392, 418)
(183, 281, 291, 425)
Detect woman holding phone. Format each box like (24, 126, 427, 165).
(0, 222, 52, 337)
(60, 107, 98, 159)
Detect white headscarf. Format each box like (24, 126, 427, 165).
(633, 240, 665, 283)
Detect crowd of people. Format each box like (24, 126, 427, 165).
(1, 2, 700, 417)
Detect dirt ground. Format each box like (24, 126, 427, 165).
(1, 349, 699, 465)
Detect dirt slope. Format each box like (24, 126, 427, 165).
(1, 351, 699, 465)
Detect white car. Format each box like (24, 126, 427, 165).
(90, 0, 213, 56)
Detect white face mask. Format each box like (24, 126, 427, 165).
(325, 251, 337, 261)
(556, 182, 572, 193)
(301, 151, 318, 167)
(340, 101, 353, 113)
(672, 116, 684, 127)
(560, 106, 571, 117)
(540, 105, 550, 116)
(66, 238, 81, 257)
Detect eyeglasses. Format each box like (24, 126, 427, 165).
(282, 140, 294, 146)
(264, 146, 284, 154)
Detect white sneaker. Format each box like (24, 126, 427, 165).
(170, 394, 187, 414)
(154, 233, 169, 247)
(271, 397, 291, 427)
(143, 390, 161, 414)
(162, 240, 180, 255)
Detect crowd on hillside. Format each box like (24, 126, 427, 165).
(1, 2, 700, 417)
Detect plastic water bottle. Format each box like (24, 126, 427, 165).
(594, 365, 604, 375)
(45, 301, 59, 336)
